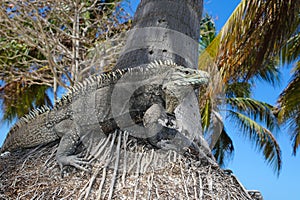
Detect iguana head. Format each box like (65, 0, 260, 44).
(162, 65, 209, 113)
(167, 66, 209, 88)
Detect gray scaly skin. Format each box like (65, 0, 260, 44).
(1, 60, 210, 171)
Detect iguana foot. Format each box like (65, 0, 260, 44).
(144, 104, 217, 166)
(54, 120, 92, 175)
(57, 155, 91, 175)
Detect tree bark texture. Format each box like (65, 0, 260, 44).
(115, 0, 202, 70)
(115, 0, 211, 158)
(0, 142, 254, 199)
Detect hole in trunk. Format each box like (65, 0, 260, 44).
(158, 19, 166, 23)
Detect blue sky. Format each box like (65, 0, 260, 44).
(0, 1, 299, 199)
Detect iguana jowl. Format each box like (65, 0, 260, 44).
(1, 60, 210, 171)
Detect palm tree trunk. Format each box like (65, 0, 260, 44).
(115, 0, 212, 157)
(115, 0, 202, 70)
(114, 0, 205, 147)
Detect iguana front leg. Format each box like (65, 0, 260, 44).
(143, 104, 195, 154)
(54, 119, 90, 173)
(143, 104, 215, 165)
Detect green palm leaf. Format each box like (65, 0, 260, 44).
(202, 106, 235, 167)
(201, 99, 212, 131)
(252, 58, 281, 87)
(289, 114, 300, 155)
(199, 0, 299, 83)
(277, 62, 300, 154)
(278, 63, 300, 119)
(281, 32, 300, 65)
(227, 97, 279, 132)
(212, 128, 234, 167)
(228, 110, 282, 174)
(225, 82, 251, 98)
(199, 14, 216, 52)
(0, 84, 52, 122)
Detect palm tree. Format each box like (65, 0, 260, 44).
(198, 0, 299, 174)
(113, 0, 215, 164)
(198, 14, 281, 173)
(0, 37, 53, 121)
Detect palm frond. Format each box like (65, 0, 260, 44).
(0, 84, 52, 123)
(202, 108, 234, 167)
(227, 97, 279, 132)
(280, 30, 300, 65)
(199, 14, 216, 52)
(277, 62, 300, 120)
(212, 128, 234, 167)
(201, 99, 212, 131)
(277, 61, 300, 154)
(225, 82, 251, 98)
(252, 58, 281, 87)
(228, 110, 282, 174)
(288, 113, 300, 155)
(199, 0, 299, 83)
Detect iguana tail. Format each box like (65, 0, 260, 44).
(1, 106, 59, 153)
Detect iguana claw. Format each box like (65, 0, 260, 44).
(57, 155, 91, 175)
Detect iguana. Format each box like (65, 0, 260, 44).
(1, 60, 211, 171)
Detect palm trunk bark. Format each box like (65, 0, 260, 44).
(115, 0, 212, 160)
(115, 0, 202, 70)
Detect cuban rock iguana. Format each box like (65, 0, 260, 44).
(1, 60, 212, 171)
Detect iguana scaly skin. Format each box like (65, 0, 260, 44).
(1, 60, 210, 171)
